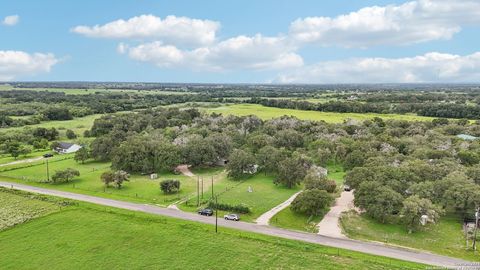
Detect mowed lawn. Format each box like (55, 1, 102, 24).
(270, 207, 325, 233)
(0, 158, 224, 206)
(0, 199, 424, 270)
(340, 211, 479, 262)
(180, 174, 301, 222)
(206, 104, 436, 123)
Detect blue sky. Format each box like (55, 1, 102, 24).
(1, 0, 479, 83)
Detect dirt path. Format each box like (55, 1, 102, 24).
(168, 165, 196, 209)
(0, 181, 468, 268)
(175, 164, 195, 177)
(255, 191, 302, 225)
(316, 190, 355, 238)
(0, 156, 44, 167)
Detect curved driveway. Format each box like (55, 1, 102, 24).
(0, 181, 470, 268)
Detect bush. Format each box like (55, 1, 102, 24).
(304, 170, 337, 193)
(291, 189, 333, 216)
(66, 129, 77, 139)
(160, 179, 181, 194)
(50, 168, 80, 184)
(207, 201, 250, 214)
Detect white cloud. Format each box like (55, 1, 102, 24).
(2, 15, 20, 26)
(72, 14, 220, 47)
(0, 51, 59, 81)
(289, 0, 480, 47)
(276, 52, 480, 83)
(122, 34, 303, 71)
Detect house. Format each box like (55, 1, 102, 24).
(54, 142, 82, 154)
(457, 134, 478, 141)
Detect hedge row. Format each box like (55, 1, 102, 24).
(207, 201, 250, 214)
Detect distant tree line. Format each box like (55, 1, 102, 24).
(247, 98, 480, 120)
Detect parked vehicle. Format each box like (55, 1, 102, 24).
(43, 153, 54, 158)
(198, 208, 214, 216)
(224, 213, 240, 221)
(343, 185, 351, 192)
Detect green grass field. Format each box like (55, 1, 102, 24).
(1, 113, 103, 139)
(0, 190, 424, 269)
(0, 157, 227, 206)
(270, 206, 325, 233)
(180, 174, 301, 222)
(340, 211, 479, 262)
(206, 104, 436, 123)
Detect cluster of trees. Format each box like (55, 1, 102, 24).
(49, 168, 80, 184)
(247, 97, 480, 120)
(290, 167, 337, 216)
(0, 127, 59, 159)
(0, 89, 232, 128)
(82, 104, 480, 230)
(101, 170, 130, 189)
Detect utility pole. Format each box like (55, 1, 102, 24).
(201, 177, 204, 199)
(196, 176, 200, 206)
(46, 158, 50, 182)
(211, 176, 214, 198)
(215, 195, 218, 233)
(474, 207, 480, 250)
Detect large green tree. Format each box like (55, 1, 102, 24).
(74, 147, 90, 164)
(291, 189, 333, 216)
(354, 181, 403, 223)
(400, 195, 443, 233)
(275, 157, 307, 188)
(226, 149, 256, 179)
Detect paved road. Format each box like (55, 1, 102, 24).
(0, 181, 470, 268)
(255, 191, 302, 225)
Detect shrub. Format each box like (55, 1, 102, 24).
(207, 201, 250, 214)
(160, 179, 181, 194)
(66, 129, 77, 139)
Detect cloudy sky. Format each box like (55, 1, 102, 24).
(1, 0, 479, 83)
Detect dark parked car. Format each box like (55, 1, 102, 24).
(224, 213, 240, 221)
(198, 208, 214, 216)
(343, 185, 351, 192)
(43, 153, 54, 158)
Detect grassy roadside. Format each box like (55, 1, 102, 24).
(0, 188, 425, 269)
(179, 174, 301, 222)
(340, 211, 480, 262)
(270, 206, 326, 233)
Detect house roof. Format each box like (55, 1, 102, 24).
(57, 142, 75, 149)
(457, 134, 478, 141)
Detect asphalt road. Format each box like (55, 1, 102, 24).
(0, 181, 471, 268)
